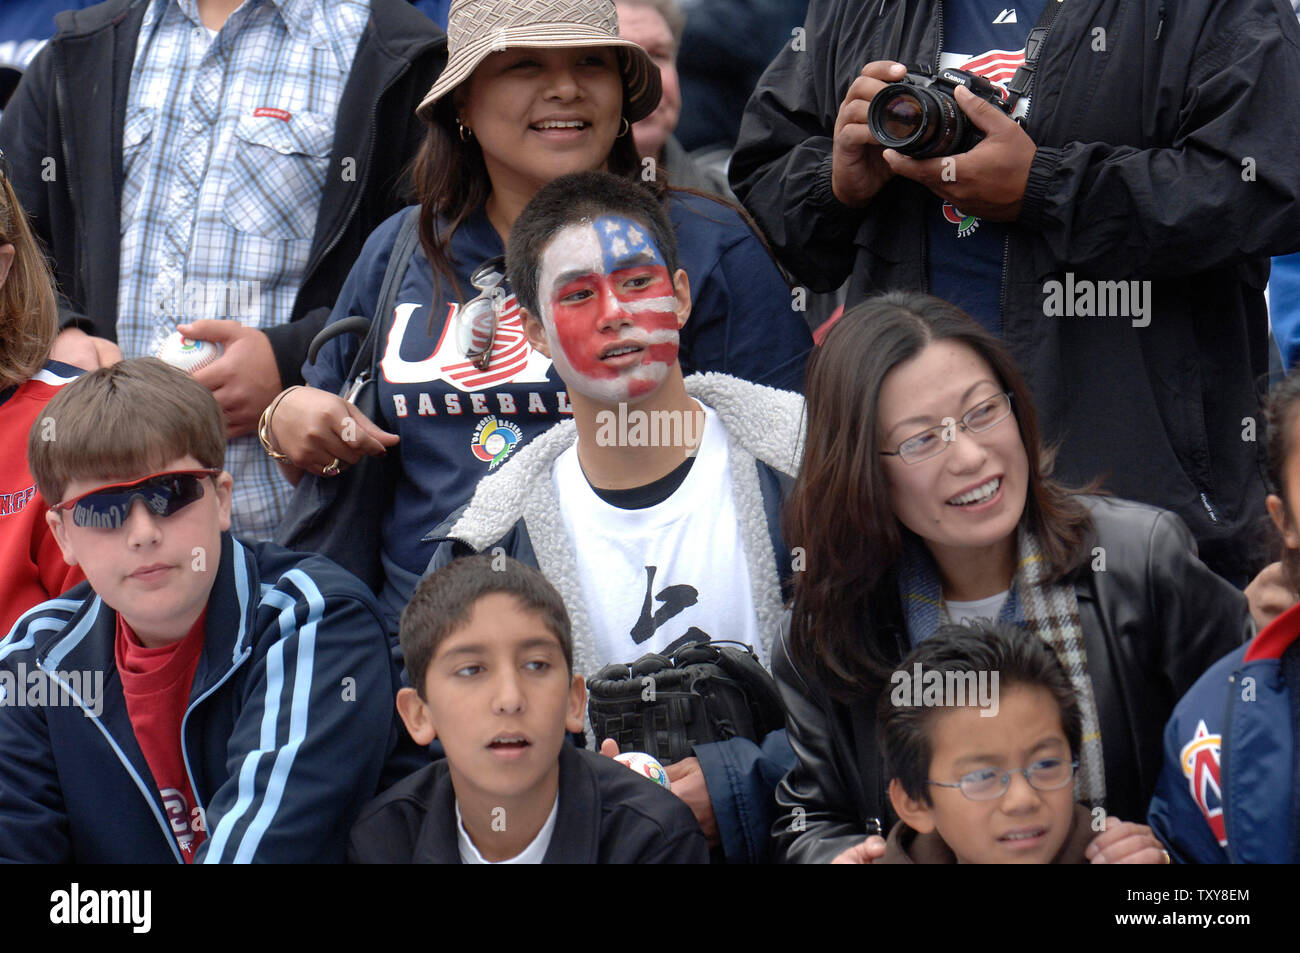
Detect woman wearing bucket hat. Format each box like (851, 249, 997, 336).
(263, 2, 810, 629)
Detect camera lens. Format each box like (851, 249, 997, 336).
(869, 80, 981, 158)
(880, 92, 925, 142)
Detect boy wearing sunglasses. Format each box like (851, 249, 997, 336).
(841, 621, 1166, 864)
(0, 358, 408, 863)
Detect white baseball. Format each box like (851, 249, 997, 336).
(613, 751, 672, 791)
(155, 332, 223, 374)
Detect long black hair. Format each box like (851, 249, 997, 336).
(784, 291, 1093, 701)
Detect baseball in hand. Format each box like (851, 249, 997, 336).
(155, 332, 223, 374)
(614, 751, 672, 791)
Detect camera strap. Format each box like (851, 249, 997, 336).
(1003, 0, 1066, 114)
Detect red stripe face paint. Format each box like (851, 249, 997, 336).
(537, 216, 681, 403)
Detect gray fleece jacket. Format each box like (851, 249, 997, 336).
(424, 372, 805, 863)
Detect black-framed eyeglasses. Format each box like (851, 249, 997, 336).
(50, 469, 221, 530)
(926, 758, 1078, 801)
(456, 256, 507, 371)
(880, 391, 1014, 465)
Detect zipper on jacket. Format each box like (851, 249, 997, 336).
(1220, 672, 1237, 862)
(37, 658, 186, 863)
(997, 233, 1010, 333)
(933, 2, 944, 71)
(52, 58, 79, 302)
(1199, 491, 1221, 524)
(179, 645, 253, 836)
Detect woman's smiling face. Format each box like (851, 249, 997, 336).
(877, 339, 1029, 566)
(458, 46, 625, 198)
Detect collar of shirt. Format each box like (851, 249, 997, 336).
(454, 793, 560, 864)
(169, 0, 315, 41)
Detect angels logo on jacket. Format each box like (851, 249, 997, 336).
(1179, 720, 1226, 847)
(161, 787, 196, 852)
(471, 416, 523, 469)
(380, 291, 554, 392)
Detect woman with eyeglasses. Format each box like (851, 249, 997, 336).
(260, 0, 811, 631)
(0, 160, 84, 632)
(772, 291, 1252, 864)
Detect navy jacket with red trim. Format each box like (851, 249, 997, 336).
(1148, 601, 1300, 863)
(0, 532, 412, 863)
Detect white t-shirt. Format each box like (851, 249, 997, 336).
(455, 794, 559, 865)
(553, 403, 765, 671)
(946, 590, 1010, 627)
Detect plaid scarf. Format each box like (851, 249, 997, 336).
(898, 525, 1107, 807)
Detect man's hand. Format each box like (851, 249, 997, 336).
(599, 738, 620, 758)
(1086, 818, 1169, 864)
(831, 61, 907, 207)
(831, 835, 887, 864)
(1245, 561, 1295, 632)
(664, 756, 720, 849)
(882, 84, 1037, 221)
(49, 327, 122, 371)
(182, 320, 282, 439)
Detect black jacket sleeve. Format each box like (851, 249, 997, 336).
(770, 623, 876, 864)
(0, 43, 95, 335)
(728, 0, 867, 293)
(1019, 6, 1300, 276)
(1144, 509, 1254, 701)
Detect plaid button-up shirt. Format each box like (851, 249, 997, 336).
(118, 0, 368, 539)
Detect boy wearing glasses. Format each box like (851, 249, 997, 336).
(0, 358, 408, 863)
(841, 621, 1166, 864)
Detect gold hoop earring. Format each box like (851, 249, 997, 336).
(617, 117, 630, 138)
(458, 120, 473, 142)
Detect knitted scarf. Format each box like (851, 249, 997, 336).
(897, 524, 1106, 807)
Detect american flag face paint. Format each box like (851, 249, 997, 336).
(537, 216, 681, 403)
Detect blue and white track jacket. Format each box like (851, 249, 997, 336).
(0, 532, 405, 863)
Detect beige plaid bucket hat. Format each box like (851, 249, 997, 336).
(417, 0, 662, 124)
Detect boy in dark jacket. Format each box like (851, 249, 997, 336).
(0, 358, 407, 863)
(348, 555, 708, 863)
(845, 621, 1165, 865)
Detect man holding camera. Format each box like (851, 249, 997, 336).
(731, 0, 1300, 587)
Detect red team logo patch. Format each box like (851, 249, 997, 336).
(253, 107, 292, 122)
(1178, 720, 1227, 847)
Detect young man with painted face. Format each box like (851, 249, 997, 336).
(426, 171, 800, 863)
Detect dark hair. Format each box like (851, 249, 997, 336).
(784, 291, 1093, 701)
(400, 554, 574, 697)
(409, 83, 644, 307)
(28, 358, 225, 504)
(878, 620, 1083, 806)
(1265, 372, 1300, 592)
(0, 169, 58, 390)
(505, 170, 679, 319)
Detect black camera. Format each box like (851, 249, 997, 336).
(867, 65, 1009, 159)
